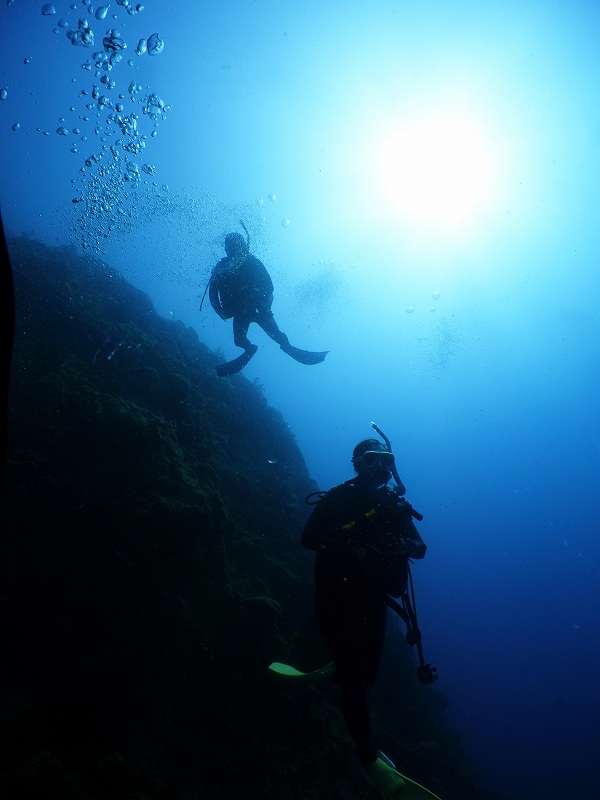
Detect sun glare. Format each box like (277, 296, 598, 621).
(373, 112, 494, 233)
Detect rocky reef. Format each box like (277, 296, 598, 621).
(0, 237, 501, 800)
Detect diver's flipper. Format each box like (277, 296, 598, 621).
(268, 661, 335, 680)
(216, 344, 258, 377)
(368, 755, 443, 800)
(389, 771, 442, 800)
(280, 343, 329, 365)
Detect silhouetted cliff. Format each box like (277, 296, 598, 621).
(0, 238, 501, 800)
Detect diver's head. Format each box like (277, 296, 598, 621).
(352, 438, 394, 486)
(224, 232, 249, 258)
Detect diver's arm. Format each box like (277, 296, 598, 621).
(208, 271, 226, 319)
(301, 511, 345, 554)
(301, 524, 353, 556)
(301, 489, 353, 555)
(398, 517, 427, 560)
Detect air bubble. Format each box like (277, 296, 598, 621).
(124, 162, 139, 181)
(147, 33, 164, 56)
(41, 4, 56, 15)
(67, 20, 94, 47)
(103, 31, 126, 53)
(405, 306, 414, 314)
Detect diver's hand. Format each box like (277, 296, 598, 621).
(417, 663, 438, 684)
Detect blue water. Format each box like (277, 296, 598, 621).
(1, 2, 599, 799)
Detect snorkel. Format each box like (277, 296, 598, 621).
(239, 219, 250, 248)
(369, 421, 406, 496)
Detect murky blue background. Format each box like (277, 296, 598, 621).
(2, 3, 599, 799)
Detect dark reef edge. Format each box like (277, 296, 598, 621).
(0, 237, 502, 800)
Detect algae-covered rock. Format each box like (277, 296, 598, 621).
(0, 238, 501, 800)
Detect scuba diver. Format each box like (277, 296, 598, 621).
(299, 423, 439, 800)
(204, 226, 329, 376)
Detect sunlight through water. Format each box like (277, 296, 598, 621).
(373, 110, 495, 235)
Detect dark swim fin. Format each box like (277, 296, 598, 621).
(268, 661, 335, 680)
(216, 344, 258, 377)
(280, 342, 329, 365)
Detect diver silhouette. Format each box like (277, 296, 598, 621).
(205, 229, 328, 377)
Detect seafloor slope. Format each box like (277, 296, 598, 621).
(0, 237, 501, 800)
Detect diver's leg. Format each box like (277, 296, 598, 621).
(232, 315, 255, 350)
(215, 315, 258, 376)
(319, 589, 408, 799)
(255, 310, 289, 347)
(363, 596, 387, 689)
(256, 310, 328, 365)
(314, 579, 379, 770)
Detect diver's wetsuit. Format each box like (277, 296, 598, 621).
(301, 479, 426, 769)
(208, 253, 289, 350)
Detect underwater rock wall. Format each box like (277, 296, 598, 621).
(0, 238, 500, 800)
